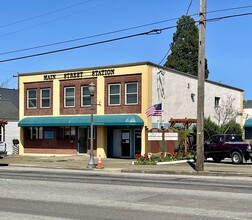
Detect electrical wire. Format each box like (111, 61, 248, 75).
(186, 0, 193, 16)
(0, 29, 166, 63)
(0, 11, 252, 63)
(159, 0, 193, 65)
(0, 0, 91, 28)
(0, 17, 180, 56)
(1, 5, 252, 56)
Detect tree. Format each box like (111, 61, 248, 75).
(220, 119, 243, 134)
(213, 95, 240, 126)
(204, 117, 219, 140)
(164, 15, 209, 79)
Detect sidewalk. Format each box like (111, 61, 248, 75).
(1, 155, 252, 177)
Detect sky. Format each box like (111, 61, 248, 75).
(0, 0, 252, 99)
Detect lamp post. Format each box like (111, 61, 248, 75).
(87, 82, 96, 168)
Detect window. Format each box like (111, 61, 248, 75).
(81, 85, 91, 107)
(215, 97, 220, 107)
(125, 82, 138, 105)
(108, 84, 121, 105)
(64, 87, 75, 107)
(0, 127, 2, 141)
(41, 88, 51, 108)
(28, 127, 43, 139)
(27, 89, 37, 109)
(58, 127, 76, 140)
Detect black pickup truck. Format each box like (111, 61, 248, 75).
(194, 134, 252, 164)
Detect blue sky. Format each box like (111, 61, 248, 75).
(0, 0, 252, 99)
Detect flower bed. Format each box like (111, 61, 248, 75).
(134, 151, 194, 165)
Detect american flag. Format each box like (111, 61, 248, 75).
(145, 103, 162, 117)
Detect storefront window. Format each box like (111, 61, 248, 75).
(125, 82, 138, 105)
(64, 87, 75, 107)
(41, 88, 51, 108)
(58, 127, 76, 140)
(81, 85, 91, 106)
(108, 84, 121, 105)
(27, 89, 37, 109)
(28, 127, 43, 139)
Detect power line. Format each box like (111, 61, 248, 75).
(0, 29, 167, 63)
(1, 5, 252, 56)
(0, 11, 252, 63)
(186, 0, 194, 16)
(159, 0, 194, 65)
(0, 0, 91, 28)
(0, 17, 180, 56)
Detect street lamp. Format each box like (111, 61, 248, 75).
(87, 82, 96, 168)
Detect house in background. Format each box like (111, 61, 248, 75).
(18, 62, 244, 158)
(0, 88, 19, 154)
(243, 100, 252, 139)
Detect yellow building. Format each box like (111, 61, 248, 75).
(18, 62, 156, 158)
(18, 61, 244, 158)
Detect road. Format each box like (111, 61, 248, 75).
(0, 167, 251, 220)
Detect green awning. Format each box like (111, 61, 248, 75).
(244, 118, 252, 127)
(18, 115, 144, 127)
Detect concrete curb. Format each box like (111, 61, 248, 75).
(156, 159, 195, 165)
(132, 159, 194, 165)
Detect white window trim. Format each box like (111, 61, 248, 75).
(64, 87, 75, 108)
(81, 85, 91, 107)
(27, 89, 37, 109)
(125, 82, 138, 105)
(40, 88, 51, 109)
(108, 84, 121, 106)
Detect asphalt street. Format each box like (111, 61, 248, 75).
(1, 155, 252, 177)
(0, 167, 251, 220)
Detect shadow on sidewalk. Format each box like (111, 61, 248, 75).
(0, 163, 9, 166)
(187, 161, 196, 171)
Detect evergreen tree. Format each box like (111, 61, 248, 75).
(164, 15, 209, 78)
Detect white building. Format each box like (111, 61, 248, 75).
(151, 65, 243, 128)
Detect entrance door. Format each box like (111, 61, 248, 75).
(113, 129, 121, 157)
(134, 130, 141, 155)
(78, 127, 87, 154)
(121, 130, 130, 157)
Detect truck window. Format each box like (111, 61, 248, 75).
(225, 135, 242, 142)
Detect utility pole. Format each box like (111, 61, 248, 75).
(196, 0, 206, 171)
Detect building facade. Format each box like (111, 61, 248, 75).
(0, 88, 19, 154)
(18, 62, 244, 158)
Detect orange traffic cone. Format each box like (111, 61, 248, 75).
(97, 155, 104, 169)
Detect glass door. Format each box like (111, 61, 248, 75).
(121, 130, 130, 157)
(134, 130, 141, 155)
(78, 127, 87, 154)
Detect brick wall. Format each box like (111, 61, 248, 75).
(60, 78, 97, 115)
(24, 81, 53, 116)
(104, 74, 142, 114)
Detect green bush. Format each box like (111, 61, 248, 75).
(134, 152, 194, 165)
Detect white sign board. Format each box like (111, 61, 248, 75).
(148, 132, 178, 141)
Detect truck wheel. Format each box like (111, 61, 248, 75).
(212, 157, 222, 163)
(231, 152, 243, 164)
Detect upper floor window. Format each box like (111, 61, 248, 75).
(81, 85, 91, 107)
(40, 88, 51, 108)
(64, 87, 75, 107)
(27, 89, 37, 109)
(125, 82, 138, 105)
(108, 84, 121, 105)
(215, 97, 220, 107)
